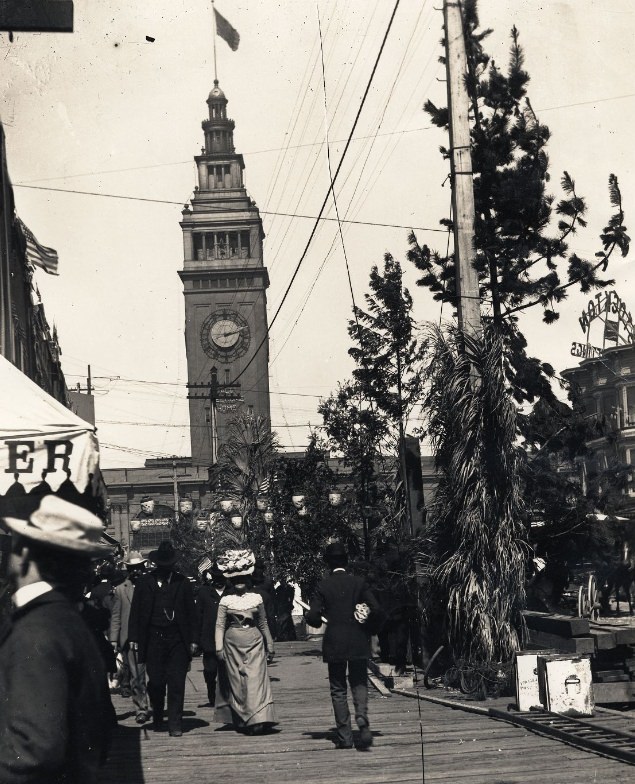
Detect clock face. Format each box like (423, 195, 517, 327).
(200, 310, 250, 362)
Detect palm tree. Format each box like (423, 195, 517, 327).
(210, 413, 278, 556)
(422, 324, 527, 663)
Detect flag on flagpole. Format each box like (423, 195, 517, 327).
(16, 217, 59, 275)
(604, 318, 620, 343)
(214, 7, 239, 51)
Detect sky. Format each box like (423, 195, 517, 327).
(2, 0, 634, 468)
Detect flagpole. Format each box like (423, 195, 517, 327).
(212, 0, 218, 82)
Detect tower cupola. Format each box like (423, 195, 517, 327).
(203, 79, 234, 154)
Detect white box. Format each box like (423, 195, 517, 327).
(537, 654, 594, 716)
(515, 651, 551, 711)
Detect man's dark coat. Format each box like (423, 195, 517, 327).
(128, 571, 196, 662)
(306, 571, 383, 662)
(0, 590, 113, 784)
(196, 583, 225, 653)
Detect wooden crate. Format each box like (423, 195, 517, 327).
(537, 654, 594, 716)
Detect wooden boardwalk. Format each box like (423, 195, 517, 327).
(100, 640, 634, 783)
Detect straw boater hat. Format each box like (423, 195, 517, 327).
(124, 551, 147, 567)
(3, 495, 108, 556)
(216, 548, 255, 578)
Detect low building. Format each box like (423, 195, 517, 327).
(103, 457, 210, 554)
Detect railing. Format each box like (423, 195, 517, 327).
(196, 247, 249, 261)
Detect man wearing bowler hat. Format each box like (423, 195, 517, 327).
(196, 558, 228, 706)
(305, 541, 383, 750)
(109, 550, 151, 723)
(128, 540, 197, 737)
(0, 495, 114, 783)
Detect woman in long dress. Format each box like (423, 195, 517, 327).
(214, 550, 276, 734)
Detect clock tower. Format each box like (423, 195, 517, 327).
(179, 81, 270, 467)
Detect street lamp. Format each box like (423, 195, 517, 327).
(291, 494, 306, 509)
(328, 491, 343, 507)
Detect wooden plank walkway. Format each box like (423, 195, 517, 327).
(100, 641, 634, 783)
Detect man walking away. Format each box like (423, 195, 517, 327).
(109, 551, 151, 723)
(196, 560, 227, 706)
(128, 540, 197, 737)
(0, 495, 114, 784)
(305, 542, 383, 750)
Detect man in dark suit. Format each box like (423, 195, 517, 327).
(0, 495, 114, 783)
(128, 540, 197, 737)
(306, 542, 383, 750)
(196, 560, 227, 706)
(109, 551, 150, 722)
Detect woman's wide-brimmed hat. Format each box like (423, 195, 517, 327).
(216, 548, 255, 577)
(148, 540, 177, 566)
(3, 495, 109, 556)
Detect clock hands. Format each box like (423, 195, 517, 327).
(220, 326, 248, 338)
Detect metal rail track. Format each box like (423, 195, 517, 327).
(489, 707, 635, 765)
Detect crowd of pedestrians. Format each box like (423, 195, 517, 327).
(0, 496, 397, 781)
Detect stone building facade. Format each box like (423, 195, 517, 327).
(103, 82, 271, 550)
(179, 80, 271, 466)
(561, 342, 635, 514)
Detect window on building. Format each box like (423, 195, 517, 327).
(192, 231, 251, 261)
(627, 387, 635, 426)
(240, 231, 250, 258)
(600, 390, 619, 429)
(207, 164, 230, 189)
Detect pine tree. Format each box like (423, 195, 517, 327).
(348, 254, 424, 427)
(265, 438, 357, 599)
(408, 0, 629, 406)
(319, 255, 424, 553)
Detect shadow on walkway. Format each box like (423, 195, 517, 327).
(99, 723, 144, 783)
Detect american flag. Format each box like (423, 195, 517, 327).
(258, 476, 271, 495)
(198, 556, 213, 575)
(214, 8, 239, 51)
(16, 217, 59, 275)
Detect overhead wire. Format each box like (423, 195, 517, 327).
(317, 5, 359, 323)
(272, 1, 434, 359)
(263, 2, 346, 265)
(168, 2, 432, 400)
(14, 92, 635, 186)
(264, 0, 385, 276)
(226, 0, 403, 391)
(13, 183, 446, 233)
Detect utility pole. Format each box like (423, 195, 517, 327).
(186, 368, 242, 468)
(172, 459, 179, 520)
(396, 341, 414, 537)
(209, 367, 219, 466)
(443, 0, 482, 342)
